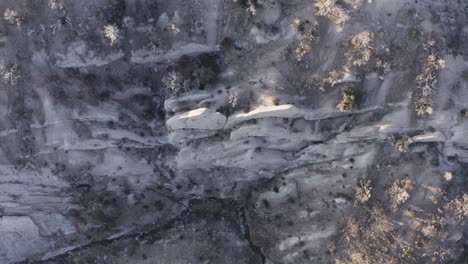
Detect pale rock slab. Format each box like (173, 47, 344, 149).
(167, 108, 226, 130)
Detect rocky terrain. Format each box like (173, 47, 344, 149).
(0, 0, 466, 263)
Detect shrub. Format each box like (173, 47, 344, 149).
(354, 179, 372, 204)
(0, 64, 20, 85)
(394, 137, 413, 152)
(415, 97, 433, 116)
(104, 25, 120, 46)
(387, 179, 415, 210)
(346, 32, 374, 67)
(337, 87, 357, 112)
(4, 9, 21, 26)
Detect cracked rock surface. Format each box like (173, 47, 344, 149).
(0, 0, 466, 263)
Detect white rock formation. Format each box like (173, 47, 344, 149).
(167, 108, 226, 130)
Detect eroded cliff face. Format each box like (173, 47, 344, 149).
(0, 0, 466, 263)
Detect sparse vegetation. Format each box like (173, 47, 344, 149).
(308, 68, 347, 92)
(416, 53, 445, 98)
(420, 220, 441, 237)
(235, 0, 258, 15)
(293, 19, 319, 62)
(314, 0, 350, 28)
(337, 87, 357, 112)
(414, 40, 445, 116)
(343, 0, 366, 9)
(321, 69, 344, 90)
(296, 19, 319, 41)
(49, 0, 64, 10)
(294, 41, 312, 61)
(408, 29, 419, 40)
(445, 194, 468, 220)
(162, 71, 190, 96)
(342, 217, 360, 240)
(336, 186, 460, 264)
(462, 70, 468, 80)
(228, 88, 253, 112)
(422, 184, 445, 204)
(336, 204, 400, 264)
